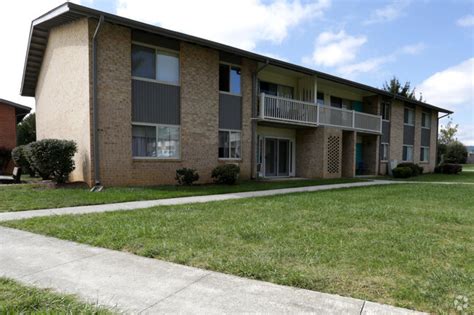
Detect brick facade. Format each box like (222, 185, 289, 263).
(0, 103, 16, 149)
(35, 18, 442, 186)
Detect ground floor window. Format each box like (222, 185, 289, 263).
(420, 146, 429, 162)
(402, 145, 413, 162)
(219, 130, 241, 159)
(132, 123, 180, 158)
(381, 143, 389, 161)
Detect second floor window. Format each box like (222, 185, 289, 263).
(317, 92, 324, 105)
(421, 112, 431, 128)
(381, 102, 390, 120)
(404, 108, 415, 126)
(219, 64, 241, 95)
(132, 44, 180, 85)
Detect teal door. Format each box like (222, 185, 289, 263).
(352, 101, 363, 112)
(356, 143, 363, 174)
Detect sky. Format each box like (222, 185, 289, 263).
(1, 0, 473, 144)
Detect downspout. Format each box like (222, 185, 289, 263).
(92, 15, 104, 189)
(250, 59, 269, 179)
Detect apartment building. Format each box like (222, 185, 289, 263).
(21, 3, 452, 186)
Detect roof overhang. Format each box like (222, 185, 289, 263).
(21, 2, 453, 114)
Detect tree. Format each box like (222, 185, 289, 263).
(17, 113, 36, 146)
(382, 76, 423, 101)
(439, 119, 458, 145)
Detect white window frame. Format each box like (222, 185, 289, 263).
(219, 62, 242, 97)
(420, 146, 430, 163)
(421, 112, 431, 129)
(402, 145, 414, 162)
(381, 142, 389, 161)
(218, 129, 242, 160)
(132, 122, 181, 160)
(404, 108, 415, 126)
(131, 41, 180, 87)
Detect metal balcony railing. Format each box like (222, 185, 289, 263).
(259, 93, 382, 133)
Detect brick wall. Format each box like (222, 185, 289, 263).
(35, 18, 92, 184)
(95, 23, 254, 186)
(389, 100, 404, 163)
(0, 103, 16, 149)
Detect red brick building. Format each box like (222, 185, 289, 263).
(0, 98, 31, 174)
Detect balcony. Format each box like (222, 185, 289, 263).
(258, 93, 382, 133)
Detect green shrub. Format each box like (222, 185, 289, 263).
(11, 145, 35, 177)
(397, 162, 423, 176)
(28, 139, 77, 183)
(175, 168, 199, 185)
(437, 163, 462, 174)
(444, 141, 468, 164)
(211, 164, 240, 185)
(392, 166, 413, 178)
(0, 147, 11, 174)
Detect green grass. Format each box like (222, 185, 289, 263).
(0, 277, 111, 314)
(396, 168, 474, 183)
(0, 178, 363, 212)
(462, 164, 474, 171)
(4, 184, 473, 313)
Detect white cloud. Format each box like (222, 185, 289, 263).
(418, 58, 474, 110)
(400, 42, 425, 55)
(116, 0, 330, 51)
(0, 0, 83, 111)
(364, 0, 411, 25)
(457, 14, 474, 27)
(336, 42, 425, 77)
(305, 30, 367, 67)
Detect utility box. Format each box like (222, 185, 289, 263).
(388, 159, 398, 176)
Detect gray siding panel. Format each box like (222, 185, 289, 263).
(132, 30, 180, 51)
(421, 128, 431, 146)
(132, 79, 180, 125)
(381, 121, 390, 143)
(220, 51, 241, 65)
(219, 93, 242, 130)
(403, 125, 415, 145)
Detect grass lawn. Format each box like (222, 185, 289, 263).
(395, 168, 474, 183)
(0, 178, 363, 212)
(0, 277, 111, 314)
(462, 164, 474, 171)
(4, 184, 473, 313)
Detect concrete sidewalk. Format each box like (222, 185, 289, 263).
(0, 180, 398, 222)
(0, 226, 425, 314)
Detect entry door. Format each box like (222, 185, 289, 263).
(265, 138, 290, 177)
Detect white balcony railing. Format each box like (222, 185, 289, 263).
(259, 93, 382, 133)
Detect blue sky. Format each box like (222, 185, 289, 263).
(1, 0, 473, 144)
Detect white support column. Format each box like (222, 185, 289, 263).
(352, 110, 356, 129)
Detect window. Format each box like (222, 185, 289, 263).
(317, 92, 324, 105)
(421, 112, 431, 129)
(132, 124, 180, 158)
(132, 44, 179, 85)
(381, 143, 389, 161)
(132, 45, 155, 79)
(404, 108, 415, 125)
(259, 81, 294, 99)
(330, 96, 342, 108)
(219, 130, 241, 159)
(219, 64, 241, 94)
(402, 145, 414, 161)
(420, 147, 429, 162)
(156, 51, 180, 85)
(381, 102, 390, 120)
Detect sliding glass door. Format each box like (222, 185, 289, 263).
(264, 138, 291, 177)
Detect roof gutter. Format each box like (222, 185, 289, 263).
(92, 15, 104, 188)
